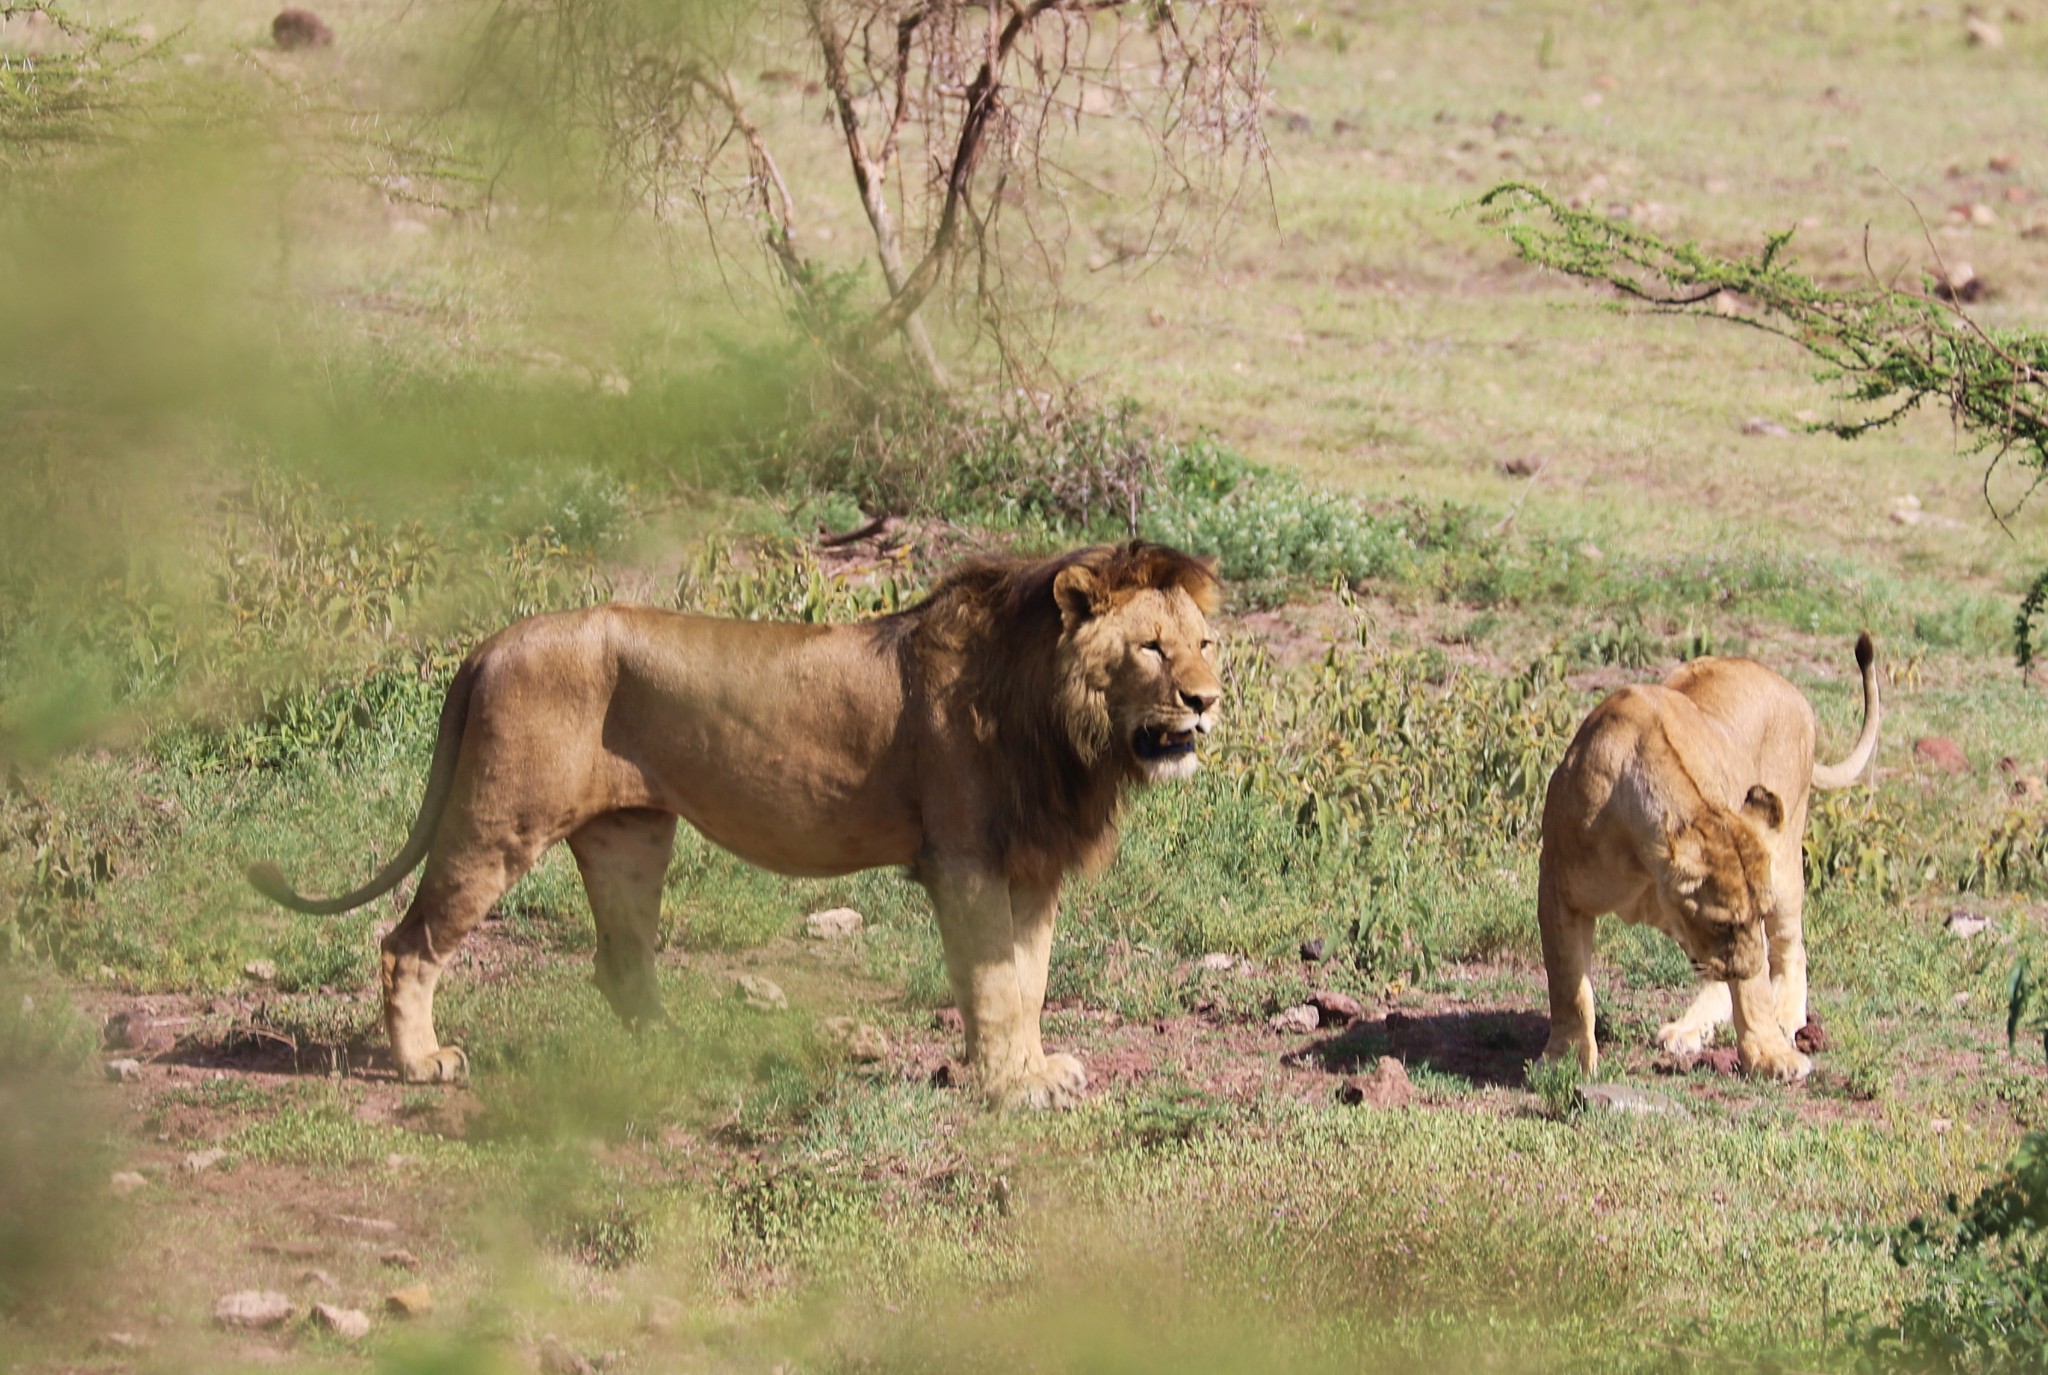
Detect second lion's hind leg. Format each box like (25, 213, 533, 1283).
(570, 809, 679, 1028)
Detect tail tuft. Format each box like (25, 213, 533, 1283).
(247, 862, 294, 905)
(1855, 631, 1874, 671)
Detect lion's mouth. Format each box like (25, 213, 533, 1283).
(1133, 723, 1199, 760)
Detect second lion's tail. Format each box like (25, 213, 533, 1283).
(246, 660, 477, 914)
(1811, 632, 1881, 791)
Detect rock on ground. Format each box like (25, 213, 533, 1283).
(1268, 1004, 1320, 1035)
(310, 1303, 372, 1341)
(1337, 1056, 1413, 1108)
(385, 1284, 433, 1318)
(215, 1290, 293, 1329)
(272, 8, 333, 49)
(821, 1016, 890, 1062)
(804, 907, 864, 940)
(1578, 1083, 1687, 1118)
(1306, 989, 1363, 1026)
(735, 974, 787, 1011)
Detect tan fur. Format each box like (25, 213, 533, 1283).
(250, 541, 1223, 1108)
(1536, 635, 1880, 1082)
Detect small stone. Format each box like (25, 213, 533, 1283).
(243, 959, 278, 984)
(93, 1333, 148, 1354)
(1934, 262, 1982, 302)
(310, 1302, 372, 1341)
(1964, 13, 2003, 45)
(380, 1248, 421, 1270)
(540, 1337, 596, 1375)
(1497, 455, 1541, 478)
(1741, 417, 1791, 438)
(384, 1283, 433, 1318)
(735, 974, 787, 1012)
(102, 1011, 141, 1051)
(1196, 952, 1236, 973)
(1944, 909, 1992, 939)
(298, 1268, 337, 1288)
(1794, 1017, 1830, 1054)
(1991, 152, 2021, 174)
(1575, 541, 1605, 562)
(1336, 1056, 1413, 1108)
(1930, 1117, 1954, 1135)
(1306, 989, 1364, 1026)
(1299, 937, 1327, 963)
(216, 1290, 294, 1329)
(804, 907, 864, 940)
(271, 8, 334, 50)
(821, 1016, 889, 1063)
(182, 1148, 228, 1173)
(1915, 737, 1970, 773)
(109, 1171, 149, 1196)
(1578, 1083, 1687, 1117)
(1268, 1004, 1320, 1035)
(333, 1214, 400, 1234)
(105, 1058, 143, 1083)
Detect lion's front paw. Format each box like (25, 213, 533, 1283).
(1540, 1034, 1597, 1076)
(396, 1045, 469, 1085)
(993, 1054, 1087, 1111)
(1741, 1045, 1811, 1084)
(1656, 1019, 1714, 1057)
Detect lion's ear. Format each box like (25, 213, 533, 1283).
(1053, 565, 1100, 628)
(1741, 785, 1785, 833)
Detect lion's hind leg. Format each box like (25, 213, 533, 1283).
(569, 809, 679, 1028)
(382, 834, 543, 1084)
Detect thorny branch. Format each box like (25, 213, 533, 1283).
(1479, 181, 2048, 662)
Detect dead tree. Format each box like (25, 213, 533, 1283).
(470, 0, 1270, 385)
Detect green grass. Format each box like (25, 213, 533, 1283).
(6, 0, 2048, 1369)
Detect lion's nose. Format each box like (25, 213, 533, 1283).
(1180, 685, 1219, 715)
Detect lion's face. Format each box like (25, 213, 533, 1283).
(1662, 807, 1778, 983)
(1055, 577, 1222, 783)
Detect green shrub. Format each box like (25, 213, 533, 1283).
(1878, 1131, 2048, 1372)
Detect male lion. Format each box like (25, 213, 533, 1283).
(249, 540, 1223, 1109)
(1536, 634, 1880, 1082)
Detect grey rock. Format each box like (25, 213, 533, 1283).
(215, 1290, 294, 1329)
(1945, 909, 1992, 939)
(1577, 1083, 1688, 1118)
(804, 907, 864, 940)
(182, 1148, 228, 1173)
(109, 1171, 149, 1196)
(243, 959, 278, 984)
(1268, 1004, 1320, 1035)
(380, 1247, 421, 1270)
(735, 974, 787, 1011)
(384, 1283, 433, 1318)
(310, 1302, 372, 1341)
(1741, 417, 1791, 439)
(821, 1016, 889, 1062)
(1196, 952, 1236, 973)
(105, 1058, 143, 1083)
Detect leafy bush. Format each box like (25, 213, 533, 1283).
(1878, 1131, 2048, 1372)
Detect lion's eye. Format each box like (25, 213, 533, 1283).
(1200, 639, 1217, 654)
(1142, 640, 1165, 658)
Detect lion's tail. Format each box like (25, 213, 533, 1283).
(1811, 632, 1881, 791)
(246, 660, 477, 915)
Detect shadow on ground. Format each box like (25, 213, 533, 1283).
(1286, 1009, 1549, 1088)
